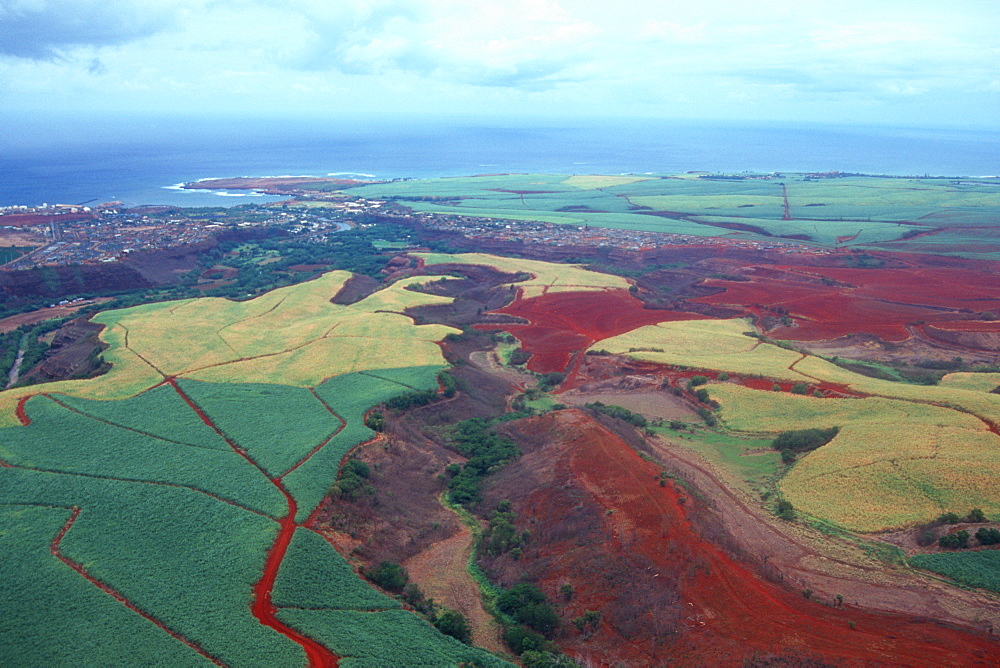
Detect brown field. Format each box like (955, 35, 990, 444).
(0, 299, 113, 333)
(0, 229, 46, 247)
(559, 389, 700, 420)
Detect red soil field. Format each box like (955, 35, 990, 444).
(497, 410, 1000, 666)
(477, 289, 705, 373)
(0, 213, 94, 227)
(697, 265, 1000, 342)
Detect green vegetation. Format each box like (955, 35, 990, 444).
(177, 380, 343, 478)
(497, 583, 560, 638)
(481, 501, 528, 557)
(910, 550, 1000, 593)
(772, 427, 840, 453)
(584, 401, 648, 428)
(0, 264, 508, 665)
(351, 174, 1000, 258)
(446, 418, 520, 506)
(278, 608, 510, 667)
(273, 528, 398, 610)
(0, 246, 32, 264)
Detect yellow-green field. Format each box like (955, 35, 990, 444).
(0, 272, 458, 426)
(595, 318, 808, 381)
(604, 317, 1000, 531)
(414, 252, 629, 298)
(710, 383, 1000, 532)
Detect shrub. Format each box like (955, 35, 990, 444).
(368, 561, 408, 592)
(539, 372, 565, 390)
(976, 527, 1000, 545)
(776, 500, 796, 521)
(439, 371, 458, 398)
(509, 349, 532, 366)
(791, 382, 809, 395)
(689, 375, 708, 387)
(559, 583, 574, 601)
(585, 402, 647, 428)
(938, 512, 961, 524)
(939, 530, 970, 549)
(364, 410, 385, 431)
(503, 626, 545, 655)
(433, 608, 472, 644)
(772, 427, 839, 453)
(967, 508, 987, 523)
(916, 529, 938, 547)
(498, 584, 559, 637)
(780, 449, 796, 465)
(694, 388, 711, 403)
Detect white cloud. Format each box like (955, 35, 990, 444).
(0, 0, 997, 126)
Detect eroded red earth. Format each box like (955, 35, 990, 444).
(476, 289, 705, 373)
(697, 264, 1000, 342)
(491, 410, 1000, 666)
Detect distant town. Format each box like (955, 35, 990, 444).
(1, 188, 833, 272)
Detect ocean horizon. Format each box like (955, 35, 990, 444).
(2, 115, 998, 208)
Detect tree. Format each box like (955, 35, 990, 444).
(776, 500, 796, 521)
(967, 508, 987, 523)
(434, 608, 472, 643)
(688, 375, 708, 387)
(976, 527, 1000, 545)
(368, 561, 408, 592)
(939, 530, 970, 549)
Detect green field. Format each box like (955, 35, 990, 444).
(0, 273, 508, 664)
(0, 247, 33, 264)
(342, 173, 1000, 257)
(910, 550, 1000, 593)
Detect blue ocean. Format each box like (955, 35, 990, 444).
(2, 114, 998, 208)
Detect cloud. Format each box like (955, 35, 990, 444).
(637, 20, 706, 44)
(727, 68, 817, 85)
(0, 0, 176, 60)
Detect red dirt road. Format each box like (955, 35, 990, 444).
(477, 289, 705, 373)
(496, 410, 1000, 666)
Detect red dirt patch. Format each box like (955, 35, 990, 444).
(476, 289, 705, 373)
(697, 265, 1000, 342)
(0, 213, 94, 227)
(489, 410, 1000, 665)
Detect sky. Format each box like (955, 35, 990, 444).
(1, 0, 998, 128)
